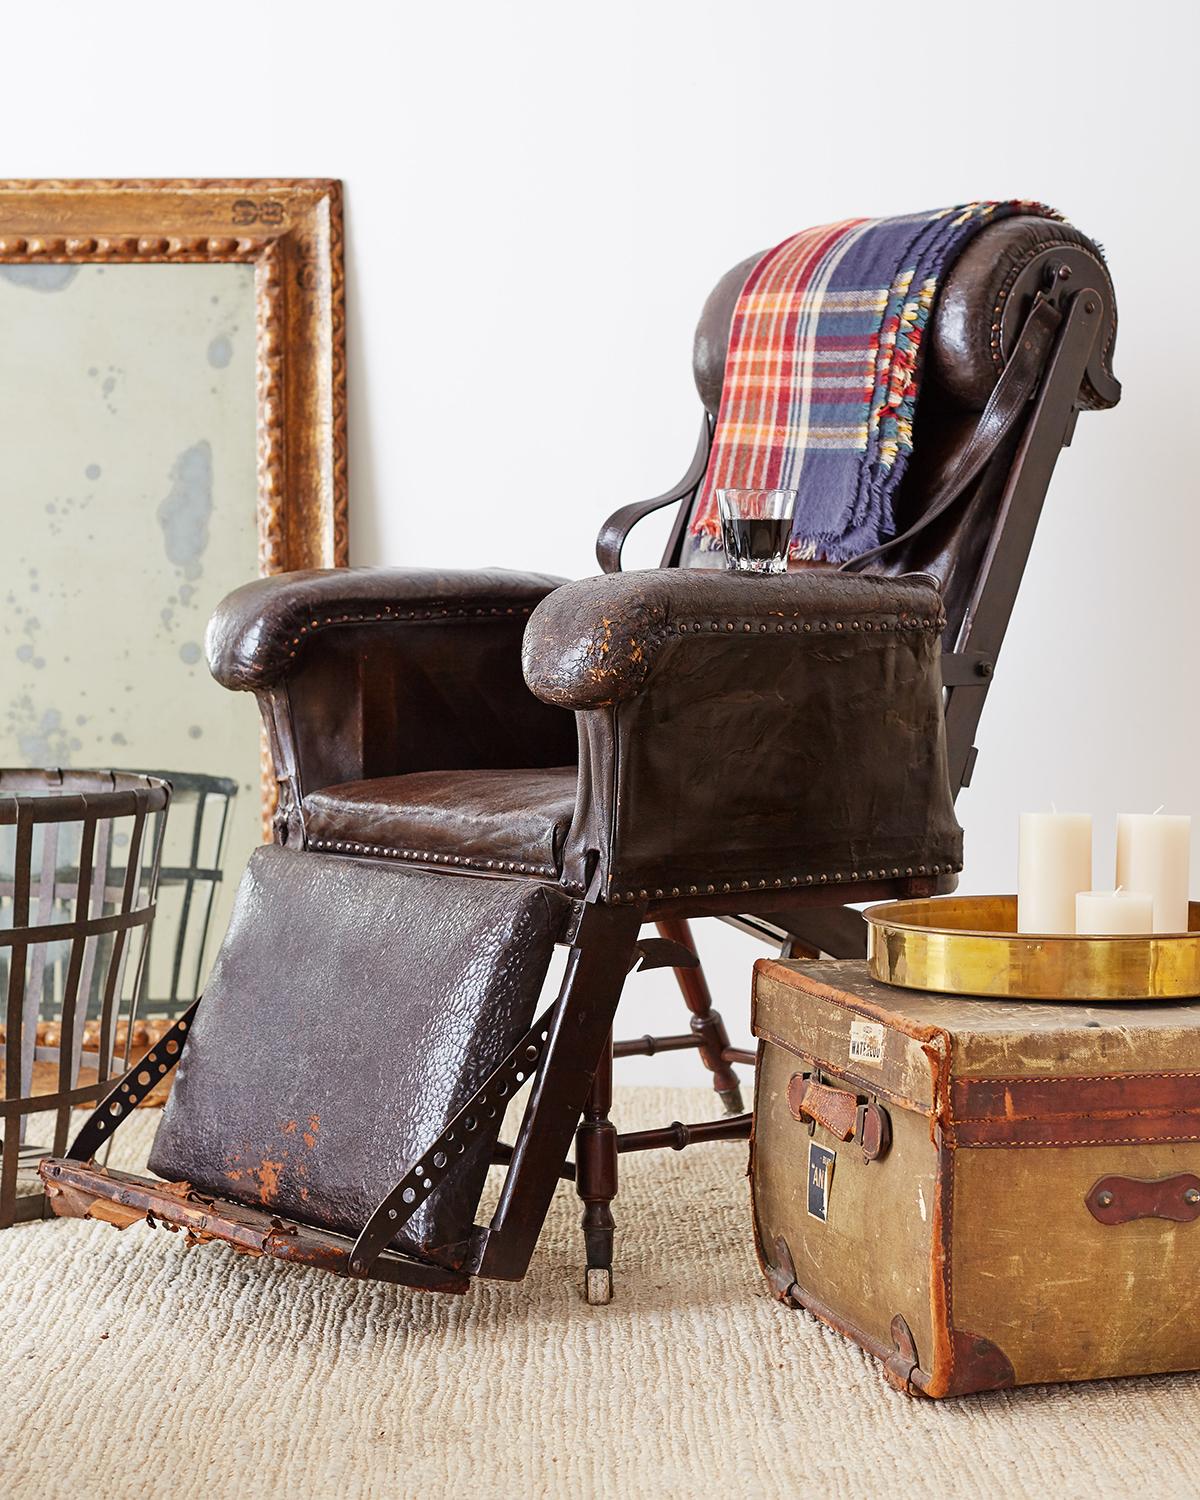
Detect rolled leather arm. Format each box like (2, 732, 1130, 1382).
(522, 567, 945, 709)
(206, 566, 568, 691)
(529, 567, 960, 900)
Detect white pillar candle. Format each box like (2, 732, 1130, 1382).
(1018, 813, 1092, 934)
(1115, 813, 1192, 933)
(1075, 889, 1155, 935)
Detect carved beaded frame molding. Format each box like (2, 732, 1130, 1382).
(0, 179, 348, 823)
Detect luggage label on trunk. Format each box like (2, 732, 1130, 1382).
(808, 1140, 836, 1222)
(849, 1019, 886, 1067)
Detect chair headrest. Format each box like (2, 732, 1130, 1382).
(692, 216, 1118, 417)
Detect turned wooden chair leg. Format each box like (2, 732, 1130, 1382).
(575, 1028, 617, 1305)
(654, 917, 743, 1114)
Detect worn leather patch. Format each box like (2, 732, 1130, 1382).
(940, 1328, 1016, 1396)
(1086, 1173, 1200, 1225)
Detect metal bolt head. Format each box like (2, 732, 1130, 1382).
(1185, 1189, 1200, 1205)
(1096, 1190, 1114, 1208)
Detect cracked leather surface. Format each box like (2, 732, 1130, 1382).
(221, 570, 578, 832)
(302, 766, 578, 879)
(238, 563, 961, 897)
(929, 217, 1118, 411)
(148, 845, 568, 1269)
(521, 568, 944, 710)
(523, 569, 962, 896)
(206, 566, 567, 691)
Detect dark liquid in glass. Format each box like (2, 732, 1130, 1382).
(721, 516, 791, 571)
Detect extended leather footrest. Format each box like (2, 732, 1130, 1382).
(45, 845, 574, 1288)
(40, 1159, 470, 1292)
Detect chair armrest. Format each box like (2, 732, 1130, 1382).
(208, 567, 577, 835)
(522, 568, 944, 709)
(207, 566, 567, 691)
(524, 568, 960, 901)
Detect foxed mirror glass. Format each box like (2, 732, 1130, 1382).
(0, 179, 346, 1008)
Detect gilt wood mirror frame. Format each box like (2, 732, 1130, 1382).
(0, 177, 347, 571)
(0, 178, 346, 845)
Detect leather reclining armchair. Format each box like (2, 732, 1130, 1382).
(208, 567, 959, 906)
(46, 214, 1119, 1303)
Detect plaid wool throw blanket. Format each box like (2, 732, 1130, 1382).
(689, 202, 1057, 563)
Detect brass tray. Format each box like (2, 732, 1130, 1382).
(864, 895, 1200, 1001)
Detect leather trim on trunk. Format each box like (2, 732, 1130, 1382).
(950, 1071, 1200, 1149)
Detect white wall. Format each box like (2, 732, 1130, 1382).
(9, 0, 1197, 1086)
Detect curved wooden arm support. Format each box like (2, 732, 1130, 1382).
(595, 415, 711, 573)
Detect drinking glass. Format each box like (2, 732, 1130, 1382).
(715, 489, 797, 575)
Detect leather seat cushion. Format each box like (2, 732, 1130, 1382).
(302, 766, 578, 879)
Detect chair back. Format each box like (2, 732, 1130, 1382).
(672, 214, 1121, 790)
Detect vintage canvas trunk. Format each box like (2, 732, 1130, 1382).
(751, 958, 1200, 1396)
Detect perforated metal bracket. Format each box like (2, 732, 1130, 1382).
(347, 999, 559, 1278)
(66, 1000, 200, 1162)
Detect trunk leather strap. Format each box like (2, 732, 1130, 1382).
(951, 1070, 1200, 1148)
(787, 1075, 859, 1141)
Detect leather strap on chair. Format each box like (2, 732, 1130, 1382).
(840, 294, 1063, 573)
(787, 1074, 859, 1141)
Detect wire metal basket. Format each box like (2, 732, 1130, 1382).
(124, 769, 237, 1018)
(0, 768, 170, 1226)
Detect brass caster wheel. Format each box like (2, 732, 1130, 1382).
(718, 1084, 745, 1116)
(584, 1267, 613, 1305)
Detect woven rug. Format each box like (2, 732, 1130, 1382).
(2, 1087, 1197, 1499)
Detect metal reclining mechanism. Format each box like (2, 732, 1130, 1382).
(40, 214, 1119, 1302)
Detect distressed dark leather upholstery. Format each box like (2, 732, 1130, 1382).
(523, 569, 959, 898)
(120, 210, 1118, 1288)
(304, 766, 578, 878)
(929, 217, 1117, 411)
(205, 561, 961, 896)
(522, 568, 934, 706)
(150, 844, 569, 1268)
(208, 567, 578, 843)
(207, 566, 568, 691)
(289, 570, 963, 897)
